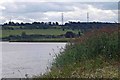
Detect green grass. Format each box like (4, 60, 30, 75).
(2, 29, 80, 38)
(37, 57, 118, 78)
(10, 38, 75, 42)
(34, 27, 119, 78)
(0, 30, 2, 38)
(7, 26, 22, 28)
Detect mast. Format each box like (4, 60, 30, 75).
(61, 12, 64, 25)
(87, 12, 89, 22)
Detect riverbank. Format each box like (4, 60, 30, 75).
(9, 38, 72, 42)
(34, 27, 119, 78)
(1, 38, 75, 42)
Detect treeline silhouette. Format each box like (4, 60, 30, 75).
(2, 21, 118, 30)
(2, 22, 59, 29)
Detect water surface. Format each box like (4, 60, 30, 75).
(2, 42, 66, 78)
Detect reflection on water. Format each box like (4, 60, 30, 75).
(2, 42, 66, 78)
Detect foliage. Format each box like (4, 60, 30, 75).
(38, 27, 119, 78)
(2, 21, 118, 30)
(65, 31, 75, 38)
(54, 27, 119, 67)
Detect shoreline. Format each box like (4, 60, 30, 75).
(0, 38, 72, 43)
(0, 40, 69, 43)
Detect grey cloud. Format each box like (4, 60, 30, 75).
(2, 2, 118, 14)
(2, 2, 75, 14)
(0, 2, 118, 24)
(65, 2, 118, 10)
(86, 2, 118, 10)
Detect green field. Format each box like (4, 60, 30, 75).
(1, 29, 80, 38)
(0, 30, 2, 38)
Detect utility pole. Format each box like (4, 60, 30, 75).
(87, 12, 89, 23)
(61, 12, 64, 25)
(10, 19, 11, 22)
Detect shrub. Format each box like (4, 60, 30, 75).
(65, 31, 75, 38)
(53, 27, 119, 67)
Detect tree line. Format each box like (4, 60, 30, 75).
(2, 21, 118, 30)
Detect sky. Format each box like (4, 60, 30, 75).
(0, 0, 119, 24)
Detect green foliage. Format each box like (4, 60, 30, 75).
(53, 31, 119, 67)
(35, 28, 119, 78)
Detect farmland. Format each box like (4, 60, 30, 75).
(1, 28, 80, 38)
(1, 28, 81, 42)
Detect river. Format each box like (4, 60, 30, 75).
(1, 42, 66, 78)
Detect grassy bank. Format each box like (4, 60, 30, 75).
(34, 27, 119, 78)
(9, 38, 74, 42)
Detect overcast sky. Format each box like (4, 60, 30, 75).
(0, 0, 119, 24)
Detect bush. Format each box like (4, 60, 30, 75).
(53, 27, 119, 67)
(65, 31, 75, 38)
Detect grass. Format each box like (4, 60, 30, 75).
(0, 30, 2, 38)
(33, 27, 119, 78)
(10, 38, 75, 42)
(37, 58, 118, 78)
(1, 29, 80, 38)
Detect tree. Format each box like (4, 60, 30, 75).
(62, 28, 65, 31)
(65, 31, 75, 38)
(21, 31, 26, 37)
(55, 22, 59, 26)
(48, 22, 52, 26)
(78, 31, 81, 36)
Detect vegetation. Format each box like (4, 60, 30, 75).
(1, 21, 118, 42)
(2, 29, 79, 38)
(1, 29, 81, 42)
(2, 21, 117, 30)
(9, 38, 75, 42)
(34, 27, 119, 78)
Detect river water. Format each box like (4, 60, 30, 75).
(1, 42, 66, 78)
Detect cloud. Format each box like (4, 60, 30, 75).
(1, 0, 119, 3)
(2, 2, 75, 14)
(87, 5, 117, 22)
(0, 2, 118, 24)
(89, 2, 118, 10)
